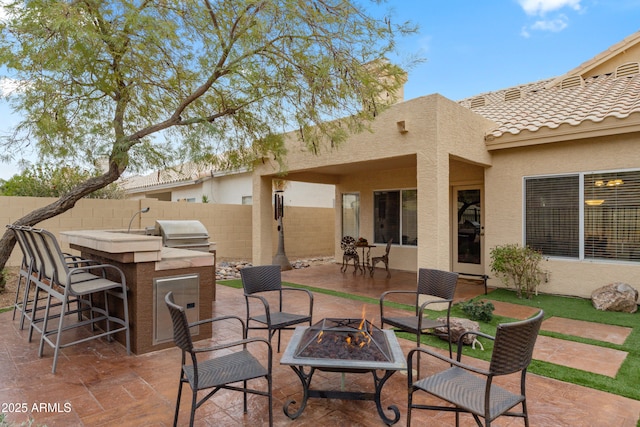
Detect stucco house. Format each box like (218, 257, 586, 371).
(121, 162, 335, 208)
(251, 31, 640, 299)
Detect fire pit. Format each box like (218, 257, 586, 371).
(280, 318, 406, 425)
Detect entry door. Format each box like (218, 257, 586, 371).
(452, 187, 484, 275)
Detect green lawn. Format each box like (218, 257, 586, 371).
(220, 280, 640, 402)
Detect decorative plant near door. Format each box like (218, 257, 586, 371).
(489, 244, 546, 299)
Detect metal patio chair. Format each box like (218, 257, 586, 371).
(369, 237, 393, 278)
(407, 310, 544, 427)
(340, 236, 360, 274)
(165, 292, 273, 427)
(27, 228, 130, 373)
(380, 268, 458, 375)
(7, 225, 37, 330)
(240, 264, 313, 352)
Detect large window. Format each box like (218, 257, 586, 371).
(373, 189, 417, 246)
(525, 170, 640, 262)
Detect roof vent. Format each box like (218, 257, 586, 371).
(470, 97, 485, 108)
(504, 89, 521, 101)
(615, 62, 640, 78)
(560, 76, 584, 89)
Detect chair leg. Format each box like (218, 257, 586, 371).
(243, 379, 248, 413)
(189, 388, 198, 427)
(173, 376, 184, 427)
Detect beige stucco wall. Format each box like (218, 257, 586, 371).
(336, 166, 418, 272)
(485, 133, 640, 298)
(252, 94, 495, 271)
(1, 196, 334, 267)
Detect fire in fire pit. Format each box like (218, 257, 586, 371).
(294, 318, 392, 362)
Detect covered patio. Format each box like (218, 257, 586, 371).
(2, 263, 640, 426)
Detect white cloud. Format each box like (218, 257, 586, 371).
(530, 15, 569, 32)
(518, 0, 582, 16)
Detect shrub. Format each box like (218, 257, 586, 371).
(461, 300, 495, 322)
(490, 243, 546, 299)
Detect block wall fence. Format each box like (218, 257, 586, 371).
(1, 196, 334, 267)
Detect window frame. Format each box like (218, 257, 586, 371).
(373, 188, 417, 246)
(523, 168, 640, 263)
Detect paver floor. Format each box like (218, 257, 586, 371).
(1, 263, 639, 426)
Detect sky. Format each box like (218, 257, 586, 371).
(1, 0, 640, 180)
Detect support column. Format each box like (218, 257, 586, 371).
(416, 151, 451, 270)
(252, 174, 273, 266)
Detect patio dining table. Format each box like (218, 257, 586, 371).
(355, 243, 376, 275)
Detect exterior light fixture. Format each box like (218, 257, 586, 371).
(396, 120, 408, 134)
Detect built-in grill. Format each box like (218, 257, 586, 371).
(154, 220, 212, 252)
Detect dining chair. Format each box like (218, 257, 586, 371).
(340, 236, 360, 274)
(165, 292, 273, 427)
(407, 310, 544, 427)
(380, 268, 458, 375)
(369, 238, 393, 278)
(240, 264, 313, 352)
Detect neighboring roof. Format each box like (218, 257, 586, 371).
(121, 163, 247, 192)
(458, 31, 640, 148)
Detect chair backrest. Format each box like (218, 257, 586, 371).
(489, 310, 544, 376)
(382, 238, 393, 256)
(240, 264, 282, 295)
(416, 268, 459, 300)
(8, 226, 33, 272)
(165, 291, 194, 353)
(33, 228, 71, 286)
(340, 236, 357, 254)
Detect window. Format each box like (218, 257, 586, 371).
(525, 175, 579, 257)
(373, 189, 417, 246)
(524, 170, 640, 262)
(584, 171, 640, 261)
(342, 193, 359, 238)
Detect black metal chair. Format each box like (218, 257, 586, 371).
(380, 268, 458, 375)
(407, 310, 544, 427)
(240, 264, 313, 352)
(340, 236, 360, 274)
(369, 238, 393, 278)
(165, 292, 273, 427)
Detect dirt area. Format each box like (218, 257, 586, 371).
(0, 266, 19, 310)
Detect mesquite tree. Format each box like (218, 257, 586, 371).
(0, 0, 416, 269)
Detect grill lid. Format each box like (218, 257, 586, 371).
(155, 220, 210, 251)
(155, 220, 209, 239)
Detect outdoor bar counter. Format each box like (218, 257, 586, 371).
(60, 230, 216, 354)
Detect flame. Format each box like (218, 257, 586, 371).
(317, 330, 324, 343)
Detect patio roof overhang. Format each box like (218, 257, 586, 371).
(265, 154, 417, 185)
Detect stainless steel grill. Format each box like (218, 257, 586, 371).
(154, 220, 211, 252)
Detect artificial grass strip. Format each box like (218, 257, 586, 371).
(218, 279, 640, 401)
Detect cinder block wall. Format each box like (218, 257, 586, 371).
(1, 196, 334, 266)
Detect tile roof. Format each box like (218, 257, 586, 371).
(458, 68, 640, 141)
(120, 163, 211, 190)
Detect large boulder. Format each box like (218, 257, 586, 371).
(435, 317, 480, 345)
(591, 282, 638, 313)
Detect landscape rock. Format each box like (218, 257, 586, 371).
(215, 257, 335, 281)
(435, 317, 480, 345)
(591, 282, 638, 313)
